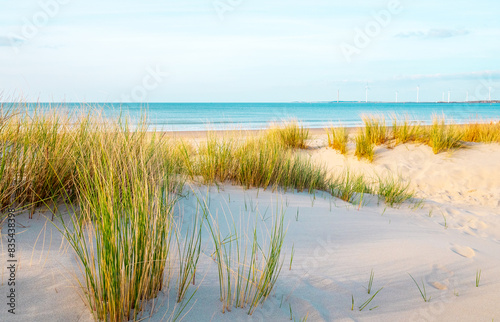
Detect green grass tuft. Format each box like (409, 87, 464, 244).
(202, 198, 287, 314)
(377, 174, 415, 207)
(476, 269, 482, 287)
(354, 131, 375, 162)
(326, 126, 349, 154)
(409, 273, 431, 302)
(329, 169, 372, 203)
(427, 116, 463, 154)
(391, 115, 424, 145)
(362, 116, 388, 145)
(266, 121, 309, 149)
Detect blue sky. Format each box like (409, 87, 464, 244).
(0, 0, 499, 102)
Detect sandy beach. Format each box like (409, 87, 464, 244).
(3, 0, 499, 320)
(2, 129, 499, 322)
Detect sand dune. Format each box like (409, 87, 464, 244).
(1, 135, 499, 321)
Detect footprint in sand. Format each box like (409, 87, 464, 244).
(450, 244, 475, 258)
(288, 297, 327, 322)
(427, 264, 455, 290)
(305, 275, 336, 291)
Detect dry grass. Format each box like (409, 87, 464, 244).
(354, 131, 375, 162)
(326, 126, 349, 154)
(391, 116, 424, 145)
(265, 121, 309, 149)
(57, 117, 184, 321)
(0, 108, 77, 214)
(362, 116, 388, 145)
(460, 120, 500, 143)
(191, 129, 327, 193)
(427, 117, 463, 154)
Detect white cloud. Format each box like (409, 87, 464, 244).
(0, 35, 24, 47)
(395, 28, 469, 39)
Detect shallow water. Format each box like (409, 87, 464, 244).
(19, 101, 500, 131)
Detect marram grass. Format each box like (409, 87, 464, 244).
(0, 107, 77, 214)
(4, 104, 489, 320)
(391, 115, 424, 145)
(191, 131, 328, 193)
(326, 126, 348, 154)
(58, 117, 182, 321)
(265, 121, 310, 149)
(329, 169, 372, 203)
(362, 115, 388, 145)
(428, 117, 463, 154)
(376, 174, 415, 207)
(201, 197, 286, 315)
(354, 131, 375, 162)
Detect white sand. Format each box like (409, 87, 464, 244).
(1, 136, 500, 321)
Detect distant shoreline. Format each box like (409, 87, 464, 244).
(3, 100, 500, 104)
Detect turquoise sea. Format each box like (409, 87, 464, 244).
(21, 102, 500, 131)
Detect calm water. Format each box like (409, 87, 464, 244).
(22, 102, 500, 131)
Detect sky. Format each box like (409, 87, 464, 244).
(0, 0, 499, 102)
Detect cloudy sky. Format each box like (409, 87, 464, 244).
(0, 0, 499, 102)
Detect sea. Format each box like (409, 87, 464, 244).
(19, 102, 500, 131)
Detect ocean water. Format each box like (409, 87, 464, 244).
(23, 102, 500, 131)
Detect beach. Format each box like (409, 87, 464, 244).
(3, 0, 499, 320)
(2, 124, 500, 321)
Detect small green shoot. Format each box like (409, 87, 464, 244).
(476, 269, 481, 287)
(367, 269, 374, 294)
(359, 287, 383, 311)
(409, 273, 431, 302)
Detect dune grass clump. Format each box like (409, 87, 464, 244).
(0, 107, 78, 214)
(266, 121, 309, 149)
(460, 121, 500, 143)
(354, 131, 375, 162)
(329, 169, 372, 203)
(235, 137, 328, 192)
(391, 115, 500, 152)
(58, 118, 184, 321)
(202, 200, 286, 315)
(275, 154, 328, 193)
(196, 135, 236, 184)
(192, 131, 328, 193)
(362, 116, 388, 145)
(427, 117, 463, 154)
(376, 174, 415, 207)
(176, 214, 203, 303)
(234, 137, 285, 189)
(326, 126, 349, 154)
(391, 116, 424, 145)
